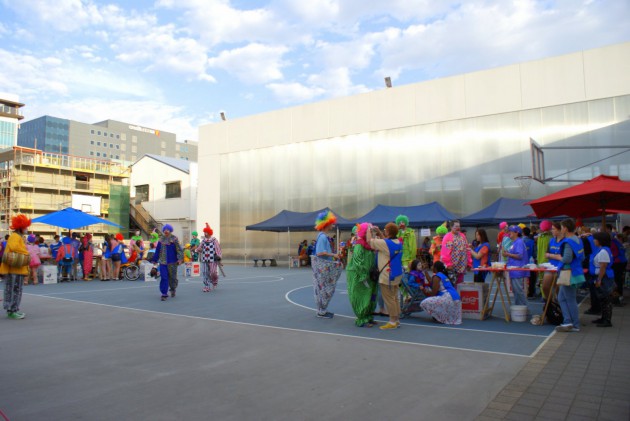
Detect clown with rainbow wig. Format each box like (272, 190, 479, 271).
(151, 224, 184, 301)
(311, 210, 343, 319)
(1, 214, 32, 319)
(345, 222, 378, 327)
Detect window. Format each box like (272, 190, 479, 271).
(96, 152, 100, 157)
(104, 132, 107, 137)
(135, 184, 149, 203)
(116, 134, 120, 139)
(165, 181, 181, 199)
(97, 141, 101, 146)
(90, 151, 94, 156)
(97, 131, 101, 135)
(116, 155, 119, 159)
(115, 145, 119, 149)
(91, 129, 95, 134)
(90, 140, 94, 145)
(110, 143, 113, 148)
(75, 175, 89, 190)
(110, 133, 114, 138)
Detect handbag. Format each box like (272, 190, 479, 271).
(2, 251, 31, 268)
(368, 251, 400, 283)
(557, 269, 571, 286)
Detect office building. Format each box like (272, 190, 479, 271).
(0, 94, 25, 149)
(18, 118, 197, 164)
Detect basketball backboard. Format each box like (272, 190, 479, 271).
(530, 138, 546, 183)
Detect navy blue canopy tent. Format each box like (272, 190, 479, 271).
(245, 208, 353, 232)
(337, 202, 458, 229)
(460, 198, 535, 226)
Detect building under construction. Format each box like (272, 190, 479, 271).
(0, 146, 130, 238)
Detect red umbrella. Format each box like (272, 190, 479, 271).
(527, 175, 630, 226)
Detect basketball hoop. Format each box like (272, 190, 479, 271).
(514, 176, 533, 198)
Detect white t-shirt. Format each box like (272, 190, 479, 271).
(593, 249, 610, 275)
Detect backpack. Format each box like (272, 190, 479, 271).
(545, 301, 563, 326)
(59, 244, 74, 263)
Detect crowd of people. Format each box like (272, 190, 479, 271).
(1, 216, 224, 318)
(309, 211, 629, 331)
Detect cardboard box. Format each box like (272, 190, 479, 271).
(458, 282, 489, 320)
(42, 265, 58, 284)
(183, 262, 201, 278)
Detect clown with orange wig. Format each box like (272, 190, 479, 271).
(311, 210, 343, 318)
(1, 214, 32, 319)
(195, 223, 222, 292)
(345, 222, 378, 327)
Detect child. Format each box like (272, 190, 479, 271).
(183, 244, 192, 262)
(26, 234, 41, 285)
(407, 258, 430, 292)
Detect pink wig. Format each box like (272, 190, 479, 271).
(499, 222, 508, 229)
(539, 220, 552, 232)
(355, 223, 372, 250)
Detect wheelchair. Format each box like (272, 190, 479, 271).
(119, 261, 140, 281)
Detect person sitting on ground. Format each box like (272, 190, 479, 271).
(183, 243, 192, 262)
(420, 261, 462, 325)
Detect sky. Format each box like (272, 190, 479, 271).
(1, 0, 629, 142)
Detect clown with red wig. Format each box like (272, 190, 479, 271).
(1, 214, 31, 319)
(195, 223, 222, 292)
(311, 210, 343, 319)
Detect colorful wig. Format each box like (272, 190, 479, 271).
(518, 223, 526, 230)
(203, 223, 213, 236)
(115, 233, 124, 242)
(162, 224, 174, 233)
(395, 214, 409, 226)
(355, 222, 372, 250)
(314, 210, 337, 231)
(10, 214, 31, 231)
(192, 231, 198, 236)
(499, 221, 508, 229)
(27, 234, 37, 243)
(539, 220, 552, 232)
(435, 223, 448, 236)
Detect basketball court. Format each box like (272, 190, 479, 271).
(0, 266, 560, 420)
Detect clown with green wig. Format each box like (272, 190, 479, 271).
(190, 230, 201, 261)
(345, 222, 378, 327)
(430, 223, 449, 263)
(396, 214, 417, 271)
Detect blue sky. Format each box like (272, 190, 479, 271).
(1, 0, 629, 141)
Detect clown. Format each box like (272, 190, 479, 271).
(396, 214, 417, 271)
(190, 231, 201, 261)
(345, 223, 377, 327)
(196, 223, 222, 292)
(311, 210, 343, 318)
(151, 224, 184, 301)
(429, 222, 448, 264)
(1, 214, 31, 319)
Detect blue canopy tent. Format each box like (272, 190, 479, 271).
(31, 207, 123, 230)
(460, 198, 536, 226)
(338, 202, 458, 229)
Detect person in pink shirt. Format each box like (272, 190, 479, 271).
(440, 220, 472, 285)
(26, 234, 41, 285)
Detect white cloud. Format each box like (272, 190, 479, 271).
(207, 43, 288, 84)
(5, 0, 104, 32)
(265, 82, 325, 103)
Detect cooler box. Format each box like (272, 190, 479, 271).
(183, 262, 201, 278)
(290, 257, 299, 268)
(458, 282, 489, 320)
(42, 265, 58, 284)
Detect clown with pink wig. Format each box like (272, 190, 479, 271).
(311, 210, 343, 319)
(345, 222, 378, 327)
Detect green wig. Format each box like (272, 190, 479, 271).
(395, 214, 409, 226)
(435, 223, 448, 235)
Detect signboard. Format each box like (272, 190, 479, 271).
(420, 228, 431, 237)
(71, 194, 102, 215)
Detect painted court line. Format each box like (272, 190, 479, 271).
(285, 285, 549, 338)
(30, 294, 530, 358)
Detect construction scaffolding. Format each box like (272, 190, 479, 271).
(0, 146, 130, 237)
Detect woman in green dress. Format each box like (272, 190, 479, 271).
(345, 223, 378, 327)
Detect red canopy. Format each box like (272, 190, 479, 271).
(527, 175, 630, 222)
